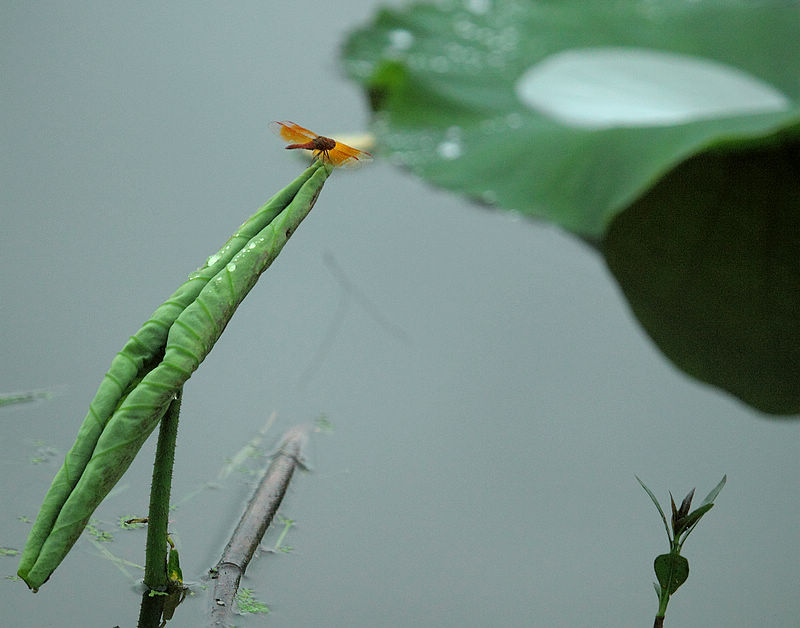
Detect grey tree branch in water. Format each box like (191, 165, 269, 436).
(208, 424, 311, 627)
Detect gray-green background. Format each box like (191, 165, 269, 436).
(2, 2, 798, 626)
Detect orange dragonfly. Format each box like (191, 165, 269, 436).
(270, 121, 373, 168)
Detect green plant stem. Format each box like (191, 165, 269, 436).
(656, 591, 668, 621)
(654, 539, 681, 625)
(143, 388, 182, 590)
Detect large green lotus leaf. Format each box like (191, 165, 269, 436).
(343, 0, 799, 236)
(343, 1, 800, 415)
(605, 141, 800, 415)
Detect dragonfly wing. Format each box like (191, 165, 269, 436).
(269, 121, 317, 144)
(329, 142, 373, 168)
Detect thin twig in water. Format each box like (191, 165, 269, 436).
(322, 250, 409, 343)
(297, 251, 409, 389)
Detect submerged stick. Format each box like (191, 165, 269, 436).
(209, 425, 311, 627)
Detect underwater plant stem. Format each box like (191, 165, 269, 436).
(272, 517, 293, 551)
(143, 388, 182, 591)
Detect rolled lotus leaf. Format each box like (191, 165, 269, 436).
(18, 161, 331, 590)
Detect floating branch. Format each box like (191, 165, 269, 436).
(209, 425, 311, 628)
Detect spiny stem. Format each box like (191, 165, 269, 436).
(143, 388, 182, 590)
